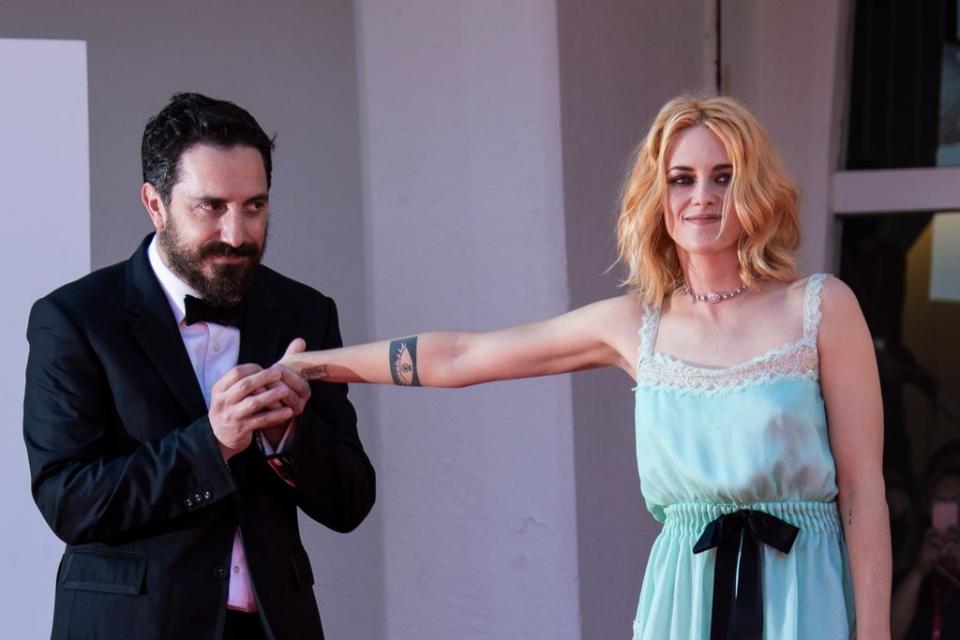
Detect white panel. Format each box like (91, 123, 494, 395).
(931, 213, 960, 302)
(0, 39, 89, 638)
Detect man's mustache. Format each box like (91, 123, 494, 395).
(198, 242, 260, 259)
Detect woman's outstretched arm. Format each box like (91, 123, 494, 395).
(280, 295, 642, 387)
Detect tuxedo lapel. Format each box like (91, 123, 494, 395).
(125, 237, 207, 419)
(239, 270, 282, 367)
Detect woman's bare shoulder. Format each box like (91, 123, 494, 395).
(778, 273, 855, 309)
(569, 293, 648, 357)
(577, 292, 646, 324)
(817, 275, 863, 326)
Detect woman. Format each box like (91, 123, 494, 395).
(281, 95, 891, 639)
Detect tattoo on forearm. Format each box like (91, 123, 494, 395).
(303, 365, 329, 380)
(389, 336, 421, 386)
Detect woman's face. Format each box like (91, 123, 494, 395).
(663, 125, 744, 258)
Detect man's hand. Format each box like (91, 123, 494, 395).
(209, 364, 294, 460)
(276, 338, 312, 413)
(260, 339, 313, 448)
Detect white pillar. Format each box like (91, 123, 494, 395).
(1, 38, 90, 640)
(355, 1, 581, 637)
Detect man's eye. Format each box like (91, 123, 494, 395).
(245, 201, 267, 216)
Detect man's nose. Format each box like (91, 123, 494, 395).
(219, 208, 246, 247)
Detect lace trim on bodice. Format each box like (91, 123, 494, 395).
(634, 274, 828, 396)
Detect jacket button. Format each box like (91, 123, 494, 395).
(193, 492, 203, 503)
(184, 497, 194, 508)
(213, 567, 228, 580)
(203, 490, 213, 501)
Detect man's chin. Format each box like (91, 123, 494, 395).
(200, 263, 257, 305)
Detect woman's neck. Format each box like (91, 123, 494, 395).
(678, 249, 742, 294)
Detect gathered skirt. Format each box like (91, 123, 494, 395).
(632, 501, 854, 640)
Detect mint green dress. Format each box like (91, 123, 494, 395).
(631, 274, 854, 639)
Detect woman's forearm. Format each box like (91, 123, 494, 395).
(840, 482, 892, 639)
(280, 300, 626, 387)
(282, 331, 472, 387)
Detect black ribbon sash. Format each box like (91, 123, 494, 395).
(692, 509, 800, 640)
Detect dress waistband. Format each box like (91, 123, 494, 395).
(662, 500, 840, 534)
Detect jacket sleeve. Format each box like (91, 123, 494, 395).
(285, 297, 376, 532)
(23, 296, 237, 546)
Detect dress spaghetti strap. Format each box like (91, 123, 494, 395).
(802, 273, 829, 345)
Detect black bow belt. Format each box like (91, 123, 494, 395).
(692, 509, 799, 640)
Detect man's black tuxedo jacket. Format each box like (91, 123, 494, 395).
(23, 236, 376, 640)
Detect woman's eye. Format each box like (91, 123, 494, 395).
(669, 175, 693, 185)
(716, 173, 733, 185)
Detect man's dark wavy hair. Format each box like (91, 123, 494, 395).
(141, 92, 275, 204)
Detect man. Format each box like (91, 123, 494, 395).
(23, 93, 375, 640)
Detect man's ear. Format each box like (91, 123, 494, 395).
(141, 182, 166, 231)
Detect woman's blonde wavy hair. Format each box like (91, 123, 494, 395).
(616, 94, 801, 306)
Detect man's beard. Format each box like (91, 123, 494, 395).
(157, 216, 267, 307)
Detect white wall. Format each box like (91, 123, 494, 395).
(355, 1, 580, 637)
(0, 38, 90, 640)
(723, 0, 853, 273)
(553, 2, 713, 636)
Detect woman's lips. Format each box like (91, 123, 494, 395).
(684, 214, 721, 224)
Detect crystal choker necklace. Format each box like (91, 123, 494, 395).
(680, 281, 748, 303)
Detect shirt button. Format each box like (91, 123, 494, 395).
(213, 567, 228, 580)
(233, 566, 240, 574)
(212, 342, 222, 353)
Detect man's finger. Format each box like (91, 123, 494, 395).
(248, 406, 296, 431)
(234, 384, 291, 421)
(224, 367, 284, 403)
(278, 366, 310, 400)
(213, 363, 263, 394)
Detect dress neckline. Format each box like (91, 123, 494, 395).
(636, 273, 828, 377)
(648, 336, 811, 374)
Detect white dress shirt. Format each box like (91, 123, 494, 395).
(147, 237, 292, 612)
